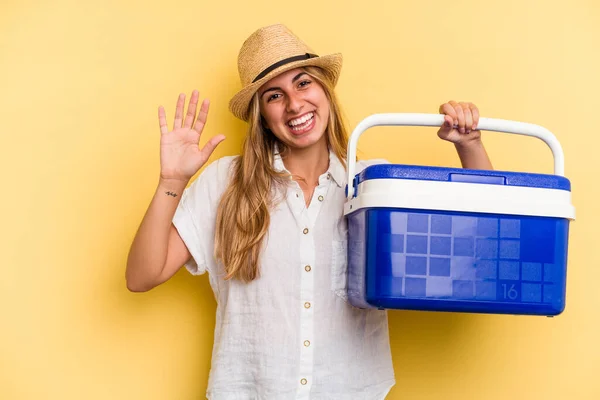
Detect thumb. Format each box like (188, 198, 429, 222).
(438, 115, 453, 135)
(200, 134, 226, 160)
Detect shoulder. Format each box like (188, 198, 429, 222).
(185, 155, 239, 201)
(195, 155, 238, 184)
(202, 155, 238, 175)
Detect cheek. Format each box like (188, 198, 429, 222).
(260, 108, 279, 129)
(311, 90, 329, 114)
(317, 98, 330, 122)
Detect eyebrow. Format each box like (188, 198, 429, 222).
(260, 72, 308, 99)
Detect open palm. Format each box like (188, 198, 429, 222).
(158, 90, 225, 181)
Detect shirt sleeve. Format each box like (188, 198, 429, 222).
(172, 156, 235, 276)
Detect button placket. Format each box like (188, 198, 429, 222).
(298, 209, 314, 396)
(306, 185, 328, 228)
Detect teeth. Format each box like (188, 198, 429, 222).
(290, 117, 313, 131)
(288, 113, 313, 127)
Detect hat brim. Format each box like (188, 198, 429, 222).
(228, 53, 343, 121)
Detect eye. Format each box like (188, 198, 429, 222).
(267, 93, 281, 102)
(298, 80, 311, 88)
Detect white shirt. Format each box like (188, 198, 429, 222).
(172, 149, 395, 400)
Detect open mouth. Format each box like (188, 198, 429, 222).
(287, 112, 315, 134)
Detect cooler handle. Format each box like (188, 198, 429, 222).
(346, 113, 565, 199)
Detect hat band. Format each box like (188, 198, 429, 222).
(252, 53, 318, 83)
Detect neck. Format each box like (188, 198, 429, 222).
(281, 138, 329, 187)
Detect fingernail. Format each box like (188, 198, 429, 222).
(460, 128, 465, 134)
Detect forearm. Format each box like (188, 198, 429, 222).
(454, 139, 493, 170)
(126, 178, 188, 290)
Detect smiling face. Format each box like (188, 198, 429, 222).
(258, 68, 330, 151)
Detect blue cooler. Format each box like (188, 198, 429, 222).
(344, 114, 576, 316)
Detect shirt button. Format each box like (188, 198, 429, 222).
(326, 173, 331, 180)
(304, 265, 311, 272)
(304, 340, 311, 347)
(303, 228, 309, 234)
(304, 302, 311, 309)
(301, 378, 308, 385)
(318, 195, 324, 202)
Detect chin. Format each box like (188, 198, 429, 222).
(286, 132, 327, 151)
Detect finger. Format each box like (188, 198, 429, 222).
(193, 99, 210, 134)
(461, 103, 473, 132)
(158, 106, 169, 134)
(447, 101, 460, 128)
(470, 103, 480, 130)
(439, 103, 457, 127)
(443, 115, 453, 128)
(452, 101, 466, 133)
(173, 93, 185, 130)
(184, 90, 199, 129)
(200, 134, 226, 161)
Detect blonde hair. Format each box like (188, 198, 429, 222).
(214, 66, 349, 282)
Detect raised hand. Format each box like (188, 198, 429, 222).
(158, 90, 226, 182)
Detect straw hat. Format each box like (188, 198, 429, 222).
(228, 24, 343, 121)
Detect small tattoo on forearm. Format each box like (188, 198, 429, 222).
(165, 191, 178, 197)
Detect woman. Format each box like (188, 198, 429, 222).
(126, 24, 492, 399)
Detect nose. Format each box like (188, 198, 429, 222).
(286, 92, 304, 114)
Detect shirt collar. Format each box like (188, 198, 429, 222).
(273, 143, 346, 188)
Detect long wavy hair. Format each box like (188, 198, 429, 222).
(214, 66, 349, 282)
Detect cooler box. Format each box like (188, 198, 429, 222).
(344, 114, 576, 316)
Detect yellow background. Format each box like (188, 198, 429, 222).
(2, 0, 599, 399)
